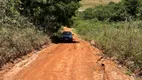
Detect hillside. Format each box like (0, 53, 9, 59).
(80, 0, 120, 10)
(75, 0, 142, 79)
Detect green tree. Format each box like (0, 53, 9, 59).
(122, 0, 140, 17)
(82, 0, 142, 21)
(14, 0, 81, 33)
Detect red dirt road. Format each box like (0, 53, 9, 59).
(2, 27, 134, 80)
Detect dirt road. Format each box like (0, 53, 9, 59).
(2, 27, 133, 80)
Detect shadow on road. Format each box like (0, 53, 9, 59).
(60, 41, 80, 44)
(50, 36, 80, 44)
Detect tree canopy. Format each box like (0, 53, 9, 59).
(11, 0, 81, 33)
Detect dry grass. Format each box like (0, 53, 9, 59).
(74, 19, 142, 77)
(80, 0, 120, 10)
(0, 0, 50, 68)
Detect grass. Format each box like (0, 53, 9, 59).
(0, 25, 49, 68)
(0, 0, 49, 67)
(76, 0, 142, 78)
(74, 19, 142, 75)
(80, 0, 120, 10)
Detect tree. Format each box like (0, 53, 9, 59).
(12, 0, 81, 33)
(122, 0, 140, 17)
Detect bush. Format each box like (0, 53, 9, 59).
(0, 26, 49, 67)
(74, 0, 142, 77)
(74, 19, 142, 74)
(0, 0, 49, 68)
(81, 0, 142, 22)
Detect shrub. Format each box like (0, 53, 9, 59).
(0, 0, 49, 68)
(74, 19, 142, 74)
(81, 0, 142, 22)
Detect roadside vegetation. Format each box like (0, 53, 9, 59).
(0, 0, 49, 68)
(74, 0, 142, 77)
(0, 0, 80, 68)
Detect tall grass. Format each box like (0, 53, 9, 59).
(0, 0, 49, 68)
(0, 25, 49, 68)
(74, 19, 142, 73)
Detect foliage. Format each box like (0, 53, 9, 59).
(81, 0, 142, 21)
(122, 0, 140, 16)
(74, 19, 142, 75)
(74, 0, 142, 77)
(0, 0, 49, 68)
(12, 0, 81, 33)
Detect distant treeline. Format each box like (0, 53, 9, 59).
(81, 0, 142, 22)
